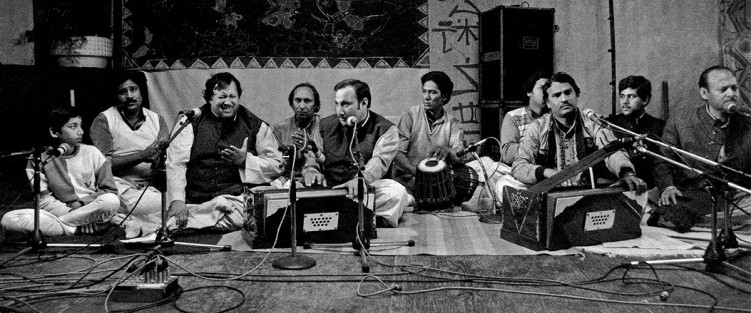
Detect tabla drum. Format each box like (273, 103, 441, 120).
(414, 157, 455, 210)
(450, 163, 479, 205)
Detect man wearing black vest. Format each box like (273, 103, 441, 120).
(166, 72, 283, 231)
(303, 79, 409, 227)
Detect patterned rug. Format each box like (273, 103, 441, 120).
(218, 211, 726, 257)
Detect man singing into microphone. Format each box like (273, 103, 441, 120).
(650, 66, 751, 231)
(165, 72, 283, 232)
(272, 82, 324, 186)
(303, 79, 409, 227)
(89, 71, 167, 237)
(392, 71, 464, 193)
(508, 72, 647, 193)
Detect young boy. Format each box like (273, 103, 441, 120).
(1, 107, 120, 236)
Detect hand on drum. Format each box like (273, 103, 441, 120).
(333, 178, 359, 196)
(429, 146, 453, 162)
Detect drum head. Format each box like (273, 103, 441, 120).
(417, 158, 447, 173)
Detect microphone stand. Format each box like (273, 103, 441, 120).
(305, 124, 415, 273)
(0, 148, 103, 267)
(147, 114, 230, 252)
(272, 146, 316, 270)
(625, 145, 751, 279)
(352, 150, 371, 272)
(597, 115, 749, 247)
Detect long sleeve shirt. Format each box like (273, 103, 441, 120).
(512, 111, 634, 185)
(28, 144, 118, 216)
(166, 114, 283, 204)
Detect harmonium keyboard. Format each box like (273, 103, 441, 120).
(242, 185, 376, 249)
(499, 141, 645, 251)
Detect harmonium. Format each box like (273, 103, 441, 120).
(499, 144, 645, 251)
(242, 185, 376, 249)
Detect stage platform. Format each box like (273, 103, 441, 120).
(2, 211, 751, 312)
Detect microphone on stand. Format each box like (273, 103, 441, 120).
(582, 108, 607, 127)
(723, 102, 751, 118)
(179, 108, 202, 119)
(47, 143, 71, 157)
(346, 116, 359, 127)
(603, 134, 648, 151)
(457, 138, 488, 157)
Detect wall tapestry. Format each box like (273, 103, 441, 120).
(121, 0, 429, 70)
(721, 0, 751, 105)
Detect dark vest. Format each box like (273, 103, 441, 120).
(185, 104, 262, 203)
(320, 112, 394, 186)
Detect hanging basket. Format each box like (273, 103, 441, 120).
(50, 36, 113, 68)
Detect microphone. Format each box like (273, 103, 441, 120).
(180, 108, 202, 118)
(346, 116, 359, 127)
(456, 138, 488, 157)
(582, 108, 606, 127)
(47, 143, 71, 157)
(724, 102, 751, 118)
(604, 134, 648, 151)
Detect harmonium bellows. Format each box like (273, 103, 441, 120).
(242, 185, 377, 249)
(500, 186, 644, 251)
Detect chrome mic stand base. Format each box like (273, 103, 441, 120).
(272, 151, 317, 270)
(272, 254, 316, 270)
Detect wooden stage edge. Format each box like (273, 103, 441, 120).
(1, 249, 751, 312)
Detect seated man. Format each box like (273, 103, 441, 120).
(89, 72, 167, 234)
(605, 75, 665, 189)
(505, 72, 647, 196)
(499, 71, 549, 165)
(303, 79, 409, 227)
(166, 72, 283, 231)
(392, 71, 464, 192)
(272, 82, 324, 185)
(651, 66, 751, 231)
(2, 107, 119, 236)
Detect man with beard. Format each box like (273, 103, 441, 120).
(272, 82, 325, 186)
(511, 72, 647, 193)
(650, 66, 751, 231)
(165, 72, 283, 231)
(89, 71, 167, 237)
(605, 75, 665, 189)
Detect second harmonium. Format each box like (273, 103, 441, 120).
(242, 185, 376, 249)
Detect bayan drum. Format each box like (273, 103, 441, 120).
(450, 163, 479, 205)
(414, 158, 455, 210)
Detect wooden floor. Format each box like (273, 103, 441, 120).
(2, 247, 751, 313)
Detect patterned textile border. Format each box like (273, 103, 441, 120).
(720, 0, 751, 105)
(120, 0, 429, 70)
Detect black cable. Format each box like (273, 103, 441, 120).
(174, 286, 245, 313)
(107, 286, 184, 313)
